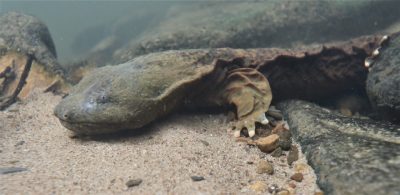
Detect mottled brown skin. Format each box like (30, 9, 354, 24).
(54, 35, 384, 136)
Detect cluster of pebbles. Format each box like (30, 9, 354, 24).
(233, 106, 323, 194)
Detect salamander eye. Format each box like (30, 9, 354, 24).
(97, 94, 109, 104)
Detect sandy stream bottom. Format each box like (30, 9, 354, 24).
(0, 89, 319, 194)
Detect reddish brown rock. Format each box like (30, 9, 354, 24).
(256, 134, 279, 153)
(290, 173, 304, 182)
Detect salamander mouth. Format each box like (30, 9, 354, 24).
(58, 119, 126, 135)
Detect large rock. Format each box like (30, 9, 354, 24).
(0, 12, 63, 75)
(278, 100, 400, 195)
(113, 1, 400, 63)
(0, 12, 67, 108)
(367, 33, 400, 120)
(70, 0, 400, 71)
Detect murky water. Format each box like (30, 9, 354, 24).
(0, 1, 182, 63)
(2, 1, 400, 65)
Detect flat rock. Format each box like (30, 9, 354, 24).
(367, 33, 400, 120)
(278, 100, 400, 195)
(256, 134, 280, 153)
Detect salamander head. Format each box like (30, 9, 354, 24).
(54, 50, 213, 135)
(54, 66, 158, 135)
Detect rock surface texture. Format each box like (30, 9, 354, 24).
(278, 100, 400, 195)
(367, 33, 400, 120)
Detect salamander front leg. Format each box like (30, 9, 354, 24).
(221, 68, 272, 137)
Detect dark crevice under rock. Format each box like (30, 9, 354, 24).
(278, 100, 400, 195)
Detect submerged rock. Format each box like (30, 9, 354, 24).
(125, 179, 142, 187)
(72, 1, 400, 73)
(190, 176, 205, 182)
(0, 12, 63, 75)
(249, 181, 268, 193)
(256, 160, 274, 175)
(256, 134, 280, 153)
(270, 147, 283, 157)
(290, 173, 304, 183)
(278, 100, 400, 195)
(287, 145, 299, 166)
(0, 12, 67, 109)
(367, 33, 400, 120)
(272, 122, 292, 150)
(115, 1, 400, 63)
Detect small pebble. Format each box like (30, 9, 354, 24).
(268, 118, 278, 127)
(268, 184, 280, 193)
(277, 189, 290, 195)
(125, 179, 142, 187)
(8, 160, 19, 164)
(191, 176, 205, 181)
(314, 191, 324, 195)
(294, 163, 308, 173)
(290, 173, 304, 182)
(267, 108, 283, 120)
(246, 161, 254, 164)
(271, 122, 292, 149)
(0, 167, 28, 174)
(249, 181, 267, 192)
(15, 141, 25, 146)
(8, 109, 19, 112)
(256, 160, 274, 175)
(199, 140, 209, 146)
(288, 182, 297, 188)
(68, 133, 80, 139)
(287, 186, 297, 195)
(287, 145, 299, 165)
(270, 147, 283, 157)
(256, 134, 279, 153)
